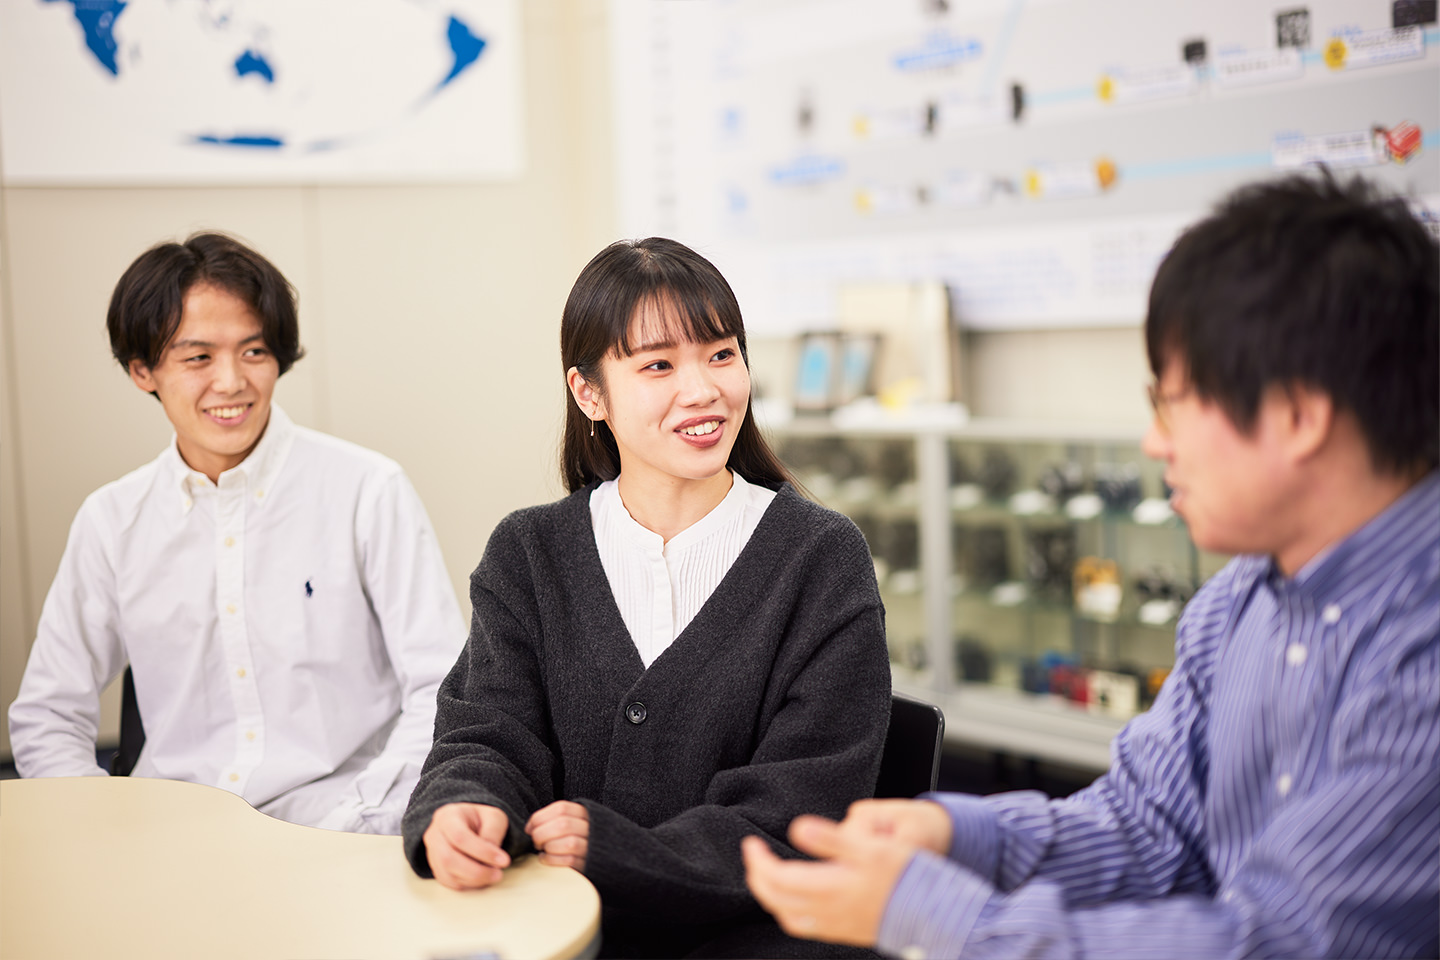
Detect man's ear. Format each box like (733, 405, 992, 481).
(1272, 382, 1334, 464)
(566, 366, 604, 422)
(128, 359, 158, 396)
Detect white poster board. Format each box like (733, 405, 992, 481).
(0, 0, 525, 183)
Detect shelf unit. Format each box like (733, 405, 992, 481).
(770, 409, 1213, 772)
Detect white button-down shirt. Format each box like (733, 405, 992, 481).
(590, 471, 776, 667)
(8, 406, 465, 834)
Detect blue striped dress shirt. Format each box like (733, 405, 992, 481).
(879, 471, 1439, 959)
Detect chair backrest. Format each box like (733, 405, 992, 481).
(875, 692, 945, 799)
(109, 665, 146, 777)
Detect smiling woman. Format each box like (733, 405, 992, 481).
(402, 238, 892, 959)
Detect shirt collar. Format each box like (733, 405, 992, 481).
(165, 404, 297, 515)
(1266, 469, 1440, 605)
(594, 470, 749, 552)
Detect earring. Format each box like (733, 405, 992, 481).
(590, 419, 596, 438)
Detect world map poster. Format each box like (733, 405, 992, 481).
(0, 0, 524, 183)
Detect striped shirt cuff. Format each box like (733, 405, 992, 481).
(877, 848, 993, 960)
(922, 792, 1002, 881)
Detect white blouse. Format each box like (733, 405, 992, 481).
(589, 472, 777, 667)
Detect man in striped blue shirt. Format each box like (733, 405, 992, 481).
(744, 172, 1439, 959)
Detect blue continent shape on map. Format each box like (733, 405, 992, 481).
(45, 0, 127, 76)
(439, 15, 486, 90)
(192, 134, 284, 148)
(234, 49, 275, 84)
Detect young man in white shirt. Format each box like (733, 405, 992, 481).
(8, 232, 465, 834)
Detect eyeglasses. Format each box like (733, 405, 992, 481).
(1146, 382, 1193, 435)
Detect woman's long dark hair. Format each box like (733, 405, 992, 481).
(560, 238, 795, 494)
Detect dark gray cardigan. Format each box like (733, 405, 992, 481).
(402, 482, 890, 953)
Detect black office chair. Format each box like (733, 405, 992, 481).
(875, 692, 945, 799)
(108, 665, 146, 777)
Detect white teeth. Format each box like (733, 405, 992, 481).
(680, 421, 719, 436)
(209, 406, 246, 419)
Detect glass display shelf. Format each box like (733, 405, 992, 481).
(770, 411, 1218, 771)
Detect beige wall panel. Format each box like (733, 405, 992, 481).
(965, 327, 1152, 426)
(2, 193, 29, 758)
(750, 327, 1151, 428)
(570, 0, 617, 258)
(311, 5, 610, 610)
(308, 183, 574, 606)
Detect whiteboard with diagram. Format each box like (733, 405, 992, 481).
(611, 0, 1440, 332)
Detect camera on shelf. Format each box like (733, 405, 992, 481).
(948, 446, 974, 486)
(954, 523, 1011, 587)
(1024, 527, 1076, 603)
(1094, 462, 1143, 512)
(884, 518, 920, 570)
(954, 635, 993, 682)
(1133, 566, 1193, 604)
(822, 438, 867, 482)
(875, 439, 915, 490)
(977, 447, 1017, 500)
(1037, 461, 1085, 502)
(1020, 650, 1074, 695)
(1017, 652, 1145, 719)
(1133, 566, 1194, 625)
(1073, 555, 1123, 621)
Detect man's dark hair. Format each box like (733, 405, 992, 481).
(1147, 170, 1439, 474)
(107, 232, 304, 376)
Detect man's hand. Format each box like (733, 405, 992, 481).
(422, 803, 512, 890)
(526, 800, 590, 871)
(838, 798, 953, 854)
(742, 814, 917, 947)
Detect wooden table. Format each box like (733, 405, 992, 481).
(0, 777, 600, 960)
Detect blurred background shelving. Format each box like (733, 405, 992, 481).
(770, 409, 1228, 774)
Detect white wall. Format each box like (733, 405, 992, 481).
(0, 0, 616, 758)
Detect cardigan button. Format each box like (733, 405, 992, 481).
(625, 701, 647, 724)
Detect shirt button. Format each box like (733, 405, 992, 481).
(228, 773, 240, 783)
(245, 730, 256, 741)
(255, 490, 265, 500)
(1286, 644, 1307, 666)
(224, 536, 235, 547)
(900, 948, 926, 960)
(236, 667, 247, 679)
(226, 604, 237, 615)
(1277, 773, 1293, 796)
(1322, 604, 1341, 625)
(625, 702, 647, 724)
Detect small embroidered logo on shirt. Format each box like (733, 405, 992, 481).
(304, 580, 313, 597)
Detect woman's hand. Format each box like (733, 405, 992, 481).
(422, 802, 512, 890)
(526, 800, 591, 871)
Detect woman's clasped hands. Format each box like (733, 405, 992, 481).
(423, 800, 591, 890)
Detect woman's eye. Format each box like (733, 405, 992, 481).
(643, 360, 671, 372)
(183, 354, 208, 363)
(712, 348, 735, 362)
(245, 348, 270, 358)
